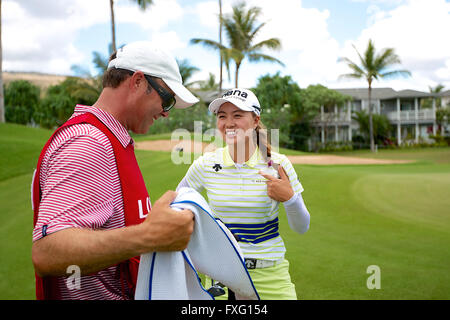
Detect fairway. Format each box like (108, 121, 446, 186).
(1, 123, 449, 300)
(353, 172, 450, 231)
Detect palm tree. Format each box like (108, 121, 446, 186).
(429, 84, 444, 108)
(191, 1, 284, 88)
(339, 39, 411, 152)
(0, 0, 4, 123)
(218, 0, 223, 93)
(199, 73, 219, 91)
(176, 59, 200, 88)
(109, 0, 154, 53)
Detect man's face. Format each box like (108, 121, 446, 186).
(130, 75, 172, 134)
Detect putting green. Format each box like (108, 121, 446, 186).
(352, 172, 450, 233)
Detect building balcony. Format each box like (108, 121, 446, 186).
(385, 109, 435, 122)
(312, 112, 351, 123)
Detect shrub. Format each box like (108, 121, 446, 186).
(4, 80, 40, 125)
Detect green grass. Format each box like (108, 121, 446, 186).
(331, 147, 450, 164)
(282, 163, 450, 299)
(0, 123, 52, 181)
(1, 123, 449, 299)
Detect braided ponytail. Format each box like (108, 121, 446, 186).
(254, 121, 272, 163)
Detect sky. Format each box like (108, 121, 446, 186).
(3, 0, 450, 92)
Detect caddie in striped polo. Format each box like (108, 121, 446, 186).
(32, 41, 198, 300)
(177, 88, 311, 300)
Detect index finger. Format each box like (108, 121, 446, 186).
(258, 171, 277, 181)
(278, 165, 290, 180)
(174, 208, 195, 220)
(155, 190, 178, 206)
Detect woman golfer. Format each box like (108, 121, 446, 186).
(177, 88, 310, 300)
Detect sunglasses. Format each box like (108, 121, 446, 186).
(144, 75, 176, 112)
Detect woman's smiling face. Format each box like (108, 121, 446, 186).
(216, 102, 259, 146)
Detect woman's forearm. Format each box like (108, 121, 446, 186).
(283, 192, 310, 234)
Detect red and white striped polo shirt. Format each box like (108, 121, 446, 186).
(32, 105, 132, 299)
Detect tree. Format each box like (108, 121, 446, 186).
(35, 78, 100, 129)
(339, 39, 411, 152)
(299, 84, 351, 150)
(427, 84, 449, 135)
(4, 80, 40, 125)
(253, 73, 301, 148)
(109, 0, 154, 53)
(0, 0, 4, 123)
(198, 73, 219, 91)
(191, 1, 283, 88)
(352, 110, 392, 146)
(218, 0, 223, 93)
(176, 59, 200, 88)
(223, 2, 284, 88)
(190, 35, 232, 89)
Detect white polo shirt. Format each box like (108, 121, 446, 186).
(180, 146, 304, 261)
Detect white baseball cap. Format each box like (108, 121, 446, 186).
(208, 88, 261, 116)
(107, 41, 199, 109)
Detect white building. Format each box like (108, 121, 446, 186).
(311, 88, 447, 146)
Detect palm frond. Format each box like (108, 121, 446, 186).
(380, 69, 412, 79)
(250, 38, 282, 51)
(133, 0, 154, 11)
(363, 39, 376, 70)
(249, 22, 266, 40)
(338, 72, 365, 80)
(247, 53, 285, 66)
(338, 57, 365, 78)
(352, 43, 368, 71)
(374, 48, 401, 71)
(176, 58, 200, 85)
(190, 38, 225, 51)
(92, 51, 108, 73)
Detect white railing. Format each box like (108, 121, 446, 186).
(313, 113, 350, 123)
(386, 109, 435, 121)
(314, 109, 436, 124)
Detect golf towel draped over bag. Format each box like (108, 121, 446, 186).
(135, 187, 259, 300)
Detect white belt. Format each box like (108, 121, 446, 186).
(245, 258, 283, 269)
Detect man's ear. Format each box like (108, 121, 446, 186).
(129, 71, 144, 91)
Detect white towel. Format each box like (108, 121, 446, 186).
(135, 187, 259, 300)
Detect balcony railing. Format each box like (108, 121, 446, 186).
(313, 113, 350, 123)
(314, 109, 436, 124)
(385, 109, 435, 121)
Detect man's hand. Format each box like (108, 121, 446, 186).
(32, 190, 195, 277)
(138, 190, 194, 253)
(259, 166, 294, 202)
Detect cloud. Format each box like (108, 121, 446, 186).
(115, 0, 183, 30)
(2, 0, 110, 74)
(343, 0, 450, 90)
(4, 0, 449, 93)
(193, 0, 341, 88)
(191, 0, 450, 92)
(193, 1, 227, 29)
(149, 31, 186, 52)
(2, 0, 186, 75)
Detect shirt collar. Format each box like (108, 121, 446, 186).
(221, 145, 262, 168)
(73, 105, 132, 148)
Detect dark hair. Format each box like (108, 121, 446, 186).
(101, 51, 153, 93)
(254, 119, 272, 162)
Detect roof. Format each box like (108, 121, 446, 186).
(333, 88, 397, 100)
(193, 89, 224, 103)
(195, 87, 439, 104)
(332, 87, 433, 100)
(438, 89, 450, 97)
